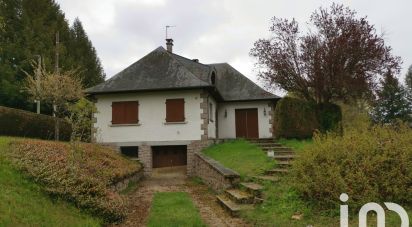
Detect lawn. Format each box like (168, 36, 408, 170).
(0, 137, 101, 226)
(147, 192, 205, 227)
(202, 139, 275, 177)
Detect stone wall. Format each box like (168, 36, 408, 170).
(193, 152, 240, 192)
(138, 143, 152, 176)
(187, 140, 212, 176)
(110, 168, 144, 192)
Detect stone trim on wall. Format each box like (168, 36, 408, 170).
(193, 152, 240, 192)
(268, 102, 275, 137)
(200, 90, 209, 141)
(90, 96, 98, 143)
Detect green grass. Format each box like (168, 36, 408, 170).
(202, 140, 275, 177)
(147, 192, 205, 227)
(0, 137, 102, 227)
(277, 138, 313, 151)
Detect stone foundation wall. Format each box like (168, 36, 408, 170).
(193, 152, 240, 192)
(110, 169, 144, 192)
(187, 140, 212, 176)
(138, 143, 152, 176)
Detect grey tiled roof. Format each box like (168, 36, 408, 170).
(86, 46, 279, 101)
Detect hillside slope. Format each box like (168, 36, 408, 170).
(0, 137, 101, 226)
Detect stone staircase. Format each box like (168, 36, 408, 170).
(216, 182, 264, 217)
(249, 138, 297, 176)
(216, 139, 298, 216)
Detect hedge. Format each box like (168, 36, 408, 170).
(273, 98, 342, 139)
(0, 106, 71, 141)
(273, 97, 319, 139)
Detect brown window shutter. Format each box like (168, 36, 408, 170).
(112, 101, 139, 124)
(166, 99, 185, 122)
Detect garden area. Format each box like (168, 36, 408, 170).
(203, 130, 412, 226)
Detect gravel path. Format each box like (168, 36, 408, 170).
(111, 167, 250, 227)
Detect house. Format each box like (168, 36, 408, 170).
(86, 39, 280, 175)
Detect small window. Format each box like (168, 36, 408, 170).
(120, 146, 138, 158)
(209, 102, 214, 122)
(166, 99, 185, 122)
(112, 101, 139, 124)
(211, 72, 216, 85)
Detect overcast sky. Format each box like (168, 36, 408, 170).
(58, 0, 411, 94)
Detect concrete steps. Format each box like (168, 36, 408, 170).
(276, 160, 292, 166)
(265, 168, 289, 175)
(216, 182, 264, 217)
(216, 194, 254, 217)
(271, 154, 296, 160)
(225, 189, 254, 204)
(240, 182, 264, 197)
(252, 175, 280, 183)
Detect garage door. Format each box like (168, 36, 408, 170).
(235, 108, 259, 139)
(152, 145, 187, 168)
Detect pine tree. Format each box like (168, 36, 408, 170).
(371, 73, 412, 124)
(406, 65, 412, 91)
(68, 18, 105, 88)
(405, 65, 412, 114)
(0, 0, 104, 111)
(0, 0, 28, 109)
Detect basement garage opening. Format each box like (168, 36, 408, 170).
(152, 145, 187, 168)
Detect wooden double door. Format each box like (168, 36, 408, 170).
(152, 145, 187, 168)
(235, 108, 259, 139)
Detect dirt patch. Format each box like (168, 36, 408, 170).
(111, 167, 250, 227)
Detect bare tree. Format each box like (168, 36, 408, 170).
(24, 61, 84, 140)
(250, 4, 401, 104)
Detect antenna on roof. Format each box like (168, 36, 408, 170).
(165, 25, 176, 39)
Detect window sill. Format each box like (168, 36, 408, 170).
(164, 121, 188, 125)
(109, 123, 141, 127)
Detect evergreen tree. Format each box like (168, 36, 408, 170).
(406, 65, 412, 91)
(405, 65, 412, 113)
(68, 18, 105, 87)
(0, 0, 104, 111)
(371, 73, 412, 124)
(0, 0, 28, 109)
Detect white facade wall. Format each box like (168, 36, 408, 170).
(217, 101, 272, 139)
(207, 96, 217, 139)
(94, 90, 203, 143)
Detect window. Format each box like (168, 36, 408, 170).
(112, 101, 139, 124)
(120, 146, 138, 159)
(166, 99, 185, 122)
(209, 102, 214, 122)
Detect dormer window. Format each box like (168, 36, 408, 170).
(211, 72, 216, 85)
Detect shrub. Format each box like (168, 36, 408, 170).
(273, 97, 319, 139)
(0, 106, 71, 141)
(6, 139, 142, 222)
(291, 124, 412, 212)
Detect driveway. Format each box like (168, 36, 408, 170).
(113, 166, 250, 227)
